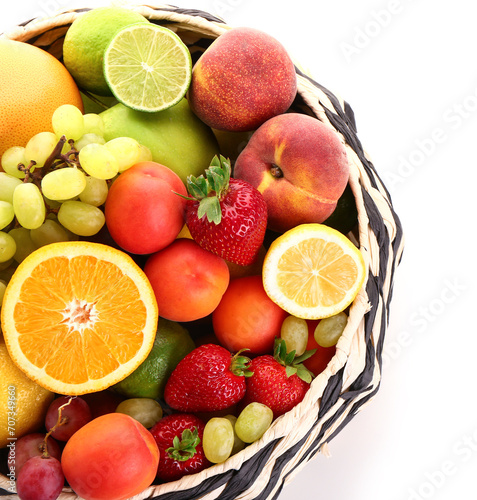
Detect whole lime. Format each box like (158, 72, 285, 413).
(112, 318, 195, 400)
(63, 7, 149, 96)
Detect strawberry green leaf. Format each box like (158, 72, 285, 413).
(166, 427, 201, 462)
(294, 349, 318, 364)
(198, 196, 221, 224)
(285, 365, 298, 378)
(274, 337, 316, 382)
(230, 349, 253, 377)
(186, 175, 208, 199)
(296, 365, 314, 384)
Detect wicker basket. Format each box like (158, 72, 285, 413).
(0, 4, 404, 499)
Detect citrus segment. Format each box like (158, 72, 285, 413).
(63, 6, 150, 96)
(1, 241, 158, 395)
(263, 224, 366, 319)
(104, 24, 192, 112)
(0, 38, 83, 160)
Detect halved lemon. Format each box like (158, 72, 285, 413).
(0, 241, 158, 395)
(103, 23, 192, 112)
(262, 224, 366, 319)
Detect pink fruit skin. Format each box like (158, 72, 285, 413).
(188, 27, 297, 132)
(233, 113, 350, 233)
(105, 161, 187, 255)
(16, 456, 64, 500)
(61, 413, 159, 500)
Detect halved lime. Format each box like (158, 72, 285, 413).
(103, 24, 192, 113)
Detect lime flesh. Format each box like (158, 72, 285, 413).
(104, 24, 192, 112)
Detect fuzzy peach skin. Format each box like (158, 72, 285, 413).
(233, 113, 350, 233)
(188, 27, 297, 132)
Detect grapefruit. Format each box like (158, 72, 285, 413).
(0, 38, 83, 161)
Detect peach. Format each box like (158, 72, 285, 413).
(188, 27, 297, 132)
(61, 413, 159, 500)
(212, 275, 288, 355)
(105, 161, 187, 255)
(233, 113, 349, 233)
(144, 238, 230, 322)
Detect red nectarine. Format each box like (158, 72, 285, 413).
(188, 27, 297, 132)
(234, 113, 349, 233)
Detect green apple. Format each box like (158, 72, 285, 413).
(100, 98, 219, 183)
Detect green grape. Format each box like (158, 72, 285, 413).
(0, 258, 14, 272)
(235, 403, 273, 444)
(30, 219, 70, 247)
(0, 231, 16, 263)
(24, 132, 58, 168)
(83, 113, 105, 137)
(79, 143, 119, 180)
(280, 315, 308, 356)
(0, 279, 6, 307)
(223, 414, 245, 455)
(57, 200, 105, 236)
(0, 261, 17, 283)
(74, 133, 106, 151)
(0, 201, 15, 230)
(314, 312, 348, 348)
(43, 196, 62, 211)
(115, 398, 163, 429)
(52, 104, 85, 140)
(203, 417, 234, 464)
(8, 227, 38, 263)
(41, 167, 87, 201)
(1, 146, 27, 178)
(105, 137, 142, 173)
(79, 176, 109, 207)
(137, 144, 153, 162)
(0, 173, 23, 203)
(12, 183, 45, 230)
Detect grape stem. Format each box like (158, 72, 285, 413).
(42, 396, 75, 458)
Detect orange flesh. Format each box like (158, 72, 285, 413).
(13, 255, 147, 384)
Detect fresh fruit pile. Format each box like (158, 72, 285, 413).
(0, 6, 365, 500)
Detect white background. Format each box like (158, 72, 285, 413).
(2, 1, 477, 499)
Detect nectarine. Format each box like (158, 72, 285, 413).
(188, 27, 297, 132)
(234, 113, 349, 233)
(61, 413, 159, 500)
(105, 161, 187, 254)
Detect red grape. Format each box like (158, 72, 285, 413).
(45, 396, 92, 441)
(8, 433, 61, 474)
(16, 455, 64, 500)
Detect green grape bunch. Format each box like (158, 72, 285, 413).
(0, 104, 151, 285)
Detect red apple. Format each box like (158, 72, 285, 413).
(105, 161, 187, 254)
(233, 113, 349, 233)
(188, 27, 297, 132)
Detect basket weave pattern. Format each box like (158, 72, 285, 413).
(0, 5, 404, 499)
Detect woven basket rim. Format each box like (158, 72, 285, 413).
(0, 5, 404, 500)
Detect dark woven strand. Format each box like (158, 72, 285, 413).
(148, 438, 278, 500)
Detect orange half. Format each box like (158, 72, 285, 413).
(1, 241, 158, 395)
(263, 224, 366, 319)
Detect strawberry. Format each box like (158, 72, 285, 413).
(240, 338, 316, 419)
(149, 413, 210, 482)
(164, 343, 252, 412)
(183, 155, 267, 266)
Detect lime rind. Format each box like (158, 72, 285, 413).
(103, 24, 192, 113)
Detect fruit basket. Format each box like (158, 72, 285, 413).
(0, 4, 404, 500)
